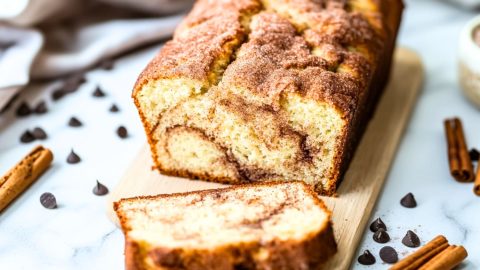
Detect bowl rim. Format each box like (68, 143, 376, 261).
(459, 15, 480, 71)
(465, 15, 480, 50)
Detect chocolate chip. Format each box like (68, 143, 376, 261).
(357, 250, 375, 265)
(68, 117, 82, 127)
(117, 126, 128, 138)
(400, 192, 417, 208)
(34, 101, 48, 114)
(20, 130, 35, 143)
(52, 88, 67, 101)
(16, 102, 31, 117)
(67, 149, 81, 164)
(402, 230, 420, 248)
(109, 104, 119, 112)
(373, 228, 390, 243)
(370, 217, 387, 232)
(92, 86, 106, 97)
(379, 246, 398, 264)
(93, 180, 109, 196)
(40, 192, 57, 209)
(32, 127, 47, 140)
(469, 148, 479, 161)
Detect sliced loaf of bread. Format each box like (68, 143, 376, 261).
(133, 0, 404, 195)
(114, 181, 336, 270)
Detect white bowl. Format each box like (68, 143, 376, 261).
(459, 15, 480, 108)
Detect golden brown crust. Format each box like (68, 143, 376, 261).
(332, 0, 404, 191)
(135, 16, 240, 85)
(125, 240, 148, 270)
(132, 0, 261, 93)
(174, 0, 262, 36)
(219, 11, 361, 114)
(115, 181, 337, 270)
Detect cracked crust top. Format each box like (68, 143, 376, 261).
(133, 0, 393, 116)
(132, 0, 404, 195)
(132, 0, 261, 95)
(219, 11, 363, 115)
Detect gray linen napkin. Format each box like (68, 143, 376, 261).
(0, 0, 193, 110)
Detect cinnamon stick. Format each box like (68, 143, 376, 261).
(390, 235, 449, 270)
(474, 160, 480, 196)
(419, 245, 468, 270)
(444, 118, 474, 182)
(391, 235, 468, 270)
(0, 145, 53, 212)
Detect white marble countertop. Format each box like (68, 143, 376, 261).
(0, 0, 479, 269)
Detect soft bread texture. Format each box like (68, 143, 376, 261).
(114, 181, 337, 270)
(133, 0, 404, 195)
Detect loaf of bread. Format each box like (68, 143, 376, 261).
(133, 0, 404, 195)
(114, 181, 336, 270)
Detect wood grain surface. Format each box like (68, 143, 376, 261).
(106, 47, 424, 270)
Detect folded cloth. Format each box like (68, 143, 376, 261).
(0, 0, 193, 110)
(0, 25, 42, 88)
(0, 86, 22, 112)
(31, 15, 184, 79)
(442, 0, 480, 8)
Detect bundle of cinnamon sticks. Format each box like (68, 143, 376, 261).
(390, 235, 467, 270)
(444, 118, 480, 196)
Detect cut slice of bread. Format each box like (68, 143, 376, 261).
(114, 181, 337, 270)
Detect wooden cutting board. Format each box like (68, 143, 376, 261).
(106, 47, 423, 270)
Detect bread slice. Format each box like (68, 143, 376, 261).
(132, 0, 404, 195)
(114, 181, 336, 270)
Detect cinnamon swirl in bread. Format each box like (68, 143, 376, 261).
(114, 181, 336, 270)
(133, 0, 403, 195)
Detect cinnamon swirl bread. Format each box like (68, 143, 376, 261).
(114, 181, 336, 270)
(133, 0, 404, 195)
